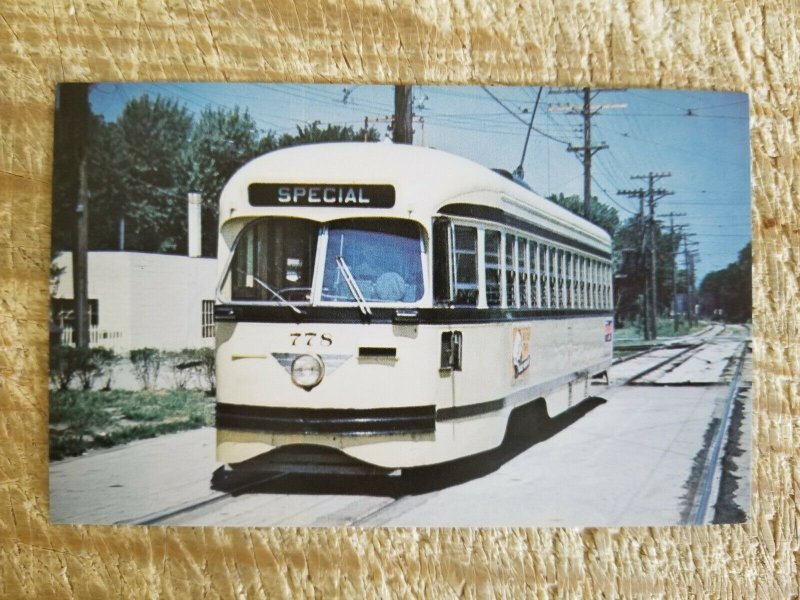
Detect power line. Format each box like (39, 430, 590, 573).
(481, 86, 570, 145)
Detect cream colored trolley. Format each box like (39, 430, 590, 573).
(213, 142, 613, 474)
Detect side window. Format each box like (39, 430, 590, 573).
(565, 252, 573, 308)
(505, 234, 516, 307)
(432, 218, 453, 305)
(518, 238, 528, 307)
(529, 241, 538, 308)
(453, 225, 478, 306)
(484, 230, 501, 307)
(550, 247, 559, 308)
(545, 245, 554, 308)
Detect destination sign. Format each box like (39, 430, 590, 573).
(249, 184, 395, 208)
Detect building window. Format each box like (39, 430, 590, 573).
(52, 298, 99, 327)
(202, 300, 215, 338)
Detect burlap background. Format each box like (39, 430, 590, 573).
(0, 1, 794, 597)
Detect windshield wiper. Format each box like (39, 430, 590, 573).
(237, 269, 303, 315)
(335, 256, 372, 316)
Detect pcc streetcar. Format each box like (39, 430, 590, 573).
(213, 142, 613, 475)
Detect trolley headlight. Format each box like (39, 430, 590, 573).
(291, 354, 325, 390)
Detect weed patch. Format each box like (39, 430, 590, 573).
(49, 389, 214, 461)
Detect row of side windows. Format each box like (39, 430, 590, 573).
(435, 221, 613, 310)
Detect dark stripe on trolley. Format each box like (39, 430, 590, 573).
(436, 363, 607, 423)
(436, 398, 507, 421)
(438, 203, 612, 260)
(216, 403, 436, 436)
(215, 304, 613, 325)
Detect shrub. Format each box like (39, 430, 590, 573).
(166, 349, 203, 389)
(197, 347, 216, 394)
(129, 348, 163, 390)
(50, 345, 80, 390)
(75, 347, 119, 390)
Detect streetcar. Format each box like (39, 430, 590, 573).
(212, 142, 613, 476)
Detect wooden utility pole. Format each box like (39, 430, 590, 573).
(59, 83, 92, 348)
(617, 187, 649, 339)
(661, 213, 686, 332)
(619, 173, 672, 340)
(633, 172, 672, 340)
(550, 88, 625, 219)
(683, 235, 695, 326)
(393, 85, 413, 144)
(366, 114, 424, 143)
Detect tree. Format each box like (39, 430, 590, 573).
(547, 193, 619, 237)
(611, 214, 684, 328)
(86, 116, 127, 250)
(55, 94, 383, 258)
(278, 120, 380, 147)
(183, 106, 270, 256)
(698, 242, 751, 322)
(114, 95, 193, 253)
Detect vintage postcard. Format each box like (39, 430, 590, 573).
(49, 83, 751, 527)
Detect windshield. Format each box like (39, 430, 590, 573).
(223, 218, 319, 303)
(321, 219, 424, 304)
(220, 217, 424, 305)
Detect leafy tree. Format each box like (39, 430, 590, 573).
(183, 106, 271, 256)
(54, 95, 383, 258)
(698, 242, 751, 322)
(114, 95, 193, 253)
(278, 120, 380, 147)
(86, 117, 127, 250)
(546, 193, 619, 237)
(611, 214, 684, 327)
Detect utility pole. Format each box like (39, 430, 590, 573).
(549, 88, 625, 218)
(682, 236, 697, 326)
(365, 113, 425, 144)
(687, 242, 700, 326)
(660, 212, 686, 332)
(617, 187, 649, 339)
(619, 173, 673, 340)
(58, 83, 92, 348)
(393, 85, 413, 144)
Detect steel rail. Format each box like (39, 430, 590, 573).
(119, 473, 286, 525)
(690, 342, 748, 525)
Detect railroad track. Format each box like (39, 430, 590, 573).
(119, 472, 286, 526)
(685, 341, 749, 525)
(124, 324, 741, 526)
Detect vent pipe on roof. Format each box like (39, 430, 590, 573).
(188, 192, 202, 258)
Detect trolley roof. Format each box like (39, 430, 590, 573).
(218, 142, 612, 251)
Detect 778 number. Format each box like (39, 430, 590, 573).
(289, 333, 333, 347)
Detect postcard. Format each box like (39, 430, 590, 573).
(49, 83, 751, 527)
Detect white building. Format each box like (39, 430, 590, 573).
(52, 251, 217, 352)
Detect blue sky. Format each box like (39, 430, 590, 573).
(89, 83, 751, 281)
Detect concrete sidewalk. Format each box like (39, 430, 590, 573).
(49, 427, 217, 524)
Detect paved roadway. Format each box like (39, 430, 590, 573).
(49, 324, 751, 528)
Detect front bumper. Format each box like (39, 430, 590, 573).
(216, 403, 436, 436)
